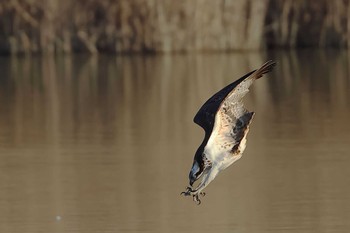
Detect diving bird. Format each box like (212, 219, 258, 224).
(181, 60, 276, 205)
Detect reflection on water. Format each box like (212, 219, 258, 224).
(0, 51, 349, 233)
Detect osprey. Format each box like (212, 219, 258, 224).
(181, 61, 276, 205)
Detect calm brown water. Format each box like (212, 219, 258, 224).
(0, 51, 349, 233)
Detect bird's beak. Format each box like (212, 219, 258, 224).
(189, 162, 206, 187)
(189, 171, 196, 187)
(190, 178, 195, 187)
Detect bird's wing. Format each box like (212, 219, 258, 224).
(205, 61, 275, 157)
(193, 61, 276, 135)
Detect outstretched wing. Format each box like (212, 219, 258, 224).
(194, 61, 276, 135)
(204, 61, 276, 161)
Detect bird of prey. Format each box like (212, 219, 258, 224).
(181, 61, 276, 205)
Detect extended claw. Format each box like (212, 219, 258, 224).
(193, 194, 201, 205)
(181, 187, 206, 205)
(180, 186, 193, 196)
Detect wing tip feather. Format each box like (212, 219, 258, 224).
(255, 60, 276, 79)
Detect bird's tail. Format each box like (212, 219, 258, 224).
(254, 60, 276, 80)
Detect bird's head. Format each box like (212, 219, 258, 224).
(189, 160, 205, 186)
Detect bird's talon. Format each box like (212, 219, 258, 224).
(181, 187, 205, 204)
(181, 186, 194, 196)
(193, 195, 201, 205)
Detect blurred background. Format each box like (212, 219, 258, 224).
(1, 0, 350, 54)
(0, 1, 350, 233)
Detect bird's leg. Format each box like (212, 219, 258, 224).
(180, 187, 204, 204)
(180, 186, 204, 196)
(181, 186, 206, 205)
(188, 181, 206, 196)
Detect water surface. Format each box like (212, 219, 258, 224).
(0, 51, 349, 232)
